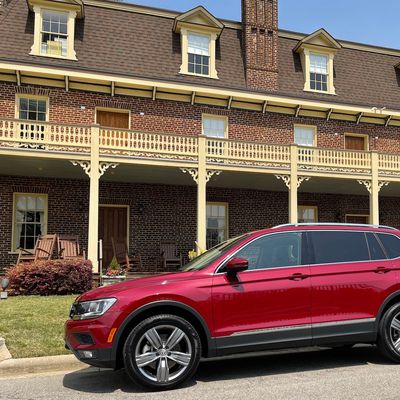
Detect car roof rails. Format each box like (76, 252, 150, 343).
(273, 223, 397, 230)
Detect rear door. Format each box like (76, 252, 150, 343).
(308, 229, 395, 343)
(212, 231, 312, 355)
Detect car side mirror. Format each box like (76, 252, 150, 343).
(226, 257, 248, 276)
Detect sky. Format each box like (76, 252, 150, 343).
(129, 0, 400, 49)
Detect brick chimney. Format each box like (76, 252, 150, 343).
(242, 0, 279, 91)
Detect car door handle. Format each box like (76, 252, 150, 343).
(374, 266, 391, 274)
(289, 273, 309, 281)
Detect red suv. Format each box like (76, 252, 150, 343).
(65, 224, 400, 390)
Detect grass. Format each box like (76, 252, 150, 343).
(0, 295, 77, 359)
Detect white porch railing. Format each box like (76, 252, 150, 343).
(2, 118, 400, 178)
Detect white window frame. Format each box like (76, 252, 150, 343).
(179, 27, 218, 79)
(202, 114, 228, 138)
(30, 6, 77, 60)
(302, 48, 335, 95)
(12, 193, 48, 252)
(15, 94, 49, 121)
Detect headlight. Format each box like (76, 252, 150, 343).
(70, 298, 117, 320)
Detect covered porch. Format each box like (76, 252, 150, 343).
(1, 154, 400, 275)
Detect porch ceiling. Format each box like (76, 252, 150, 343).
(2, 156, 400, 197)
(0, 156, 88, 179)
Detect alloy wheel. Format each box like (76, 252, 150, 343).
(390, 312, 400, 353)
(134, 324, 192, 383)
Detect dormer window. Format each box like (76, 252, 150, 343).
(294, 28, 341, 96)
(41, 10, 68, 57)
(310, 53, 328, 92)
(188, 33, 210, 76)
(174, 6, 224, 80)
(28, 0, 84, 60)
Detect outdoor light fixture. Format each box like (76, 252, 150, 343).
(1, 278, 9, 300)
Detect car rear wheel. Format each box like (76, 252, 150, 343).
(123, 314, 201, 390)
(377, 303, 400, 362)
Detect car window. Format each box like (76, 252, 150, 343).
(366, 233, 387, 260)
(309, 231, 369, 264)
(377, 233, 400, 259)
(233, 232, 302, 270)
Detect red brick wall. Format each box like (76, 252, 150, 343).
(1, 174, 400, 272)
(242, 0, 279, 91)
(1, 81, 400, 154)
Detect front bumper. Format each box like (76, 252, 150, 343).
(65, 340, 114, 368)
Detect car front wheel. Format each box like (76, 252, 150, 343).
(123, 314, 201, 390)
(378, 303, 400, 362)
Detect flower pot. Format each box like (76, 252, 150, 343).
(101, 275, 126, 286)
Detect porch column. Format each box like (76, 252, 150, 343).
(370, 152, 380, 226)
(88, 124, 100, 272)
(197, 135, 207, 253)
(289, 144, 299, 224)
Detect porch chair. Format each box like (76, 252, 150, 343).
(159, 240, 182, 271)
(58, 235, 85, 260)
(111, 237, 143, 273)
(16, 234, 57, 264)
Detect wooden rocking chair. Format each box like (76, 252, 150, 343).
(17, 234, 57, 264)
(111, 237, 143, 273)
(159, 240, 182, 271)
(58, 235, 85, 260)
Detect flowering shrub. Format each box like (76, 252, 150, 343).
(6, 259, 93, 296)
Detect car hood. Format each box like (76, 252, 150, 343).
(78, 271, 196, 301)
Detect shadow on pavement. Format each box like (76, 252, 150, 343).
(63, 345, 392, 394)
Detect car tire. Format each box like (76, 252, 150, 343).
(123, 314, 201, 390)
(377, 303, 400, 363)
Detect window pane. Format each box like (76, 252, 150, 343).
(310, 54, 328, 74)
(188, 33, 210, 56)
(310, 231, 370, 264)
(294, 126, 315, 146)
(366, 233, 386, 260)
(298, 207, 317, 223)
(235, 233, 302, 270)
(203, 117, 226, 138)
(206, 203, 227, 249)
(377, 233, 400, 259)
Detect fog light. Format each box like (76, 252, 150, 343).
(79, 350, 97, 359)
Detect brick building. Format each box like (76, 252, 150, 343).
(1, 0, 400, 272)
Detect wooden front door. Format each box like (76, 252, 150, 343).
(99, 206, 128, 269)
(345, 215, 370, 224)
(96, 110, 130, 129)
(345, 135, 366, 151)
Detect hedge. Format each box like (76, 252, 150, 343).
(6, 259, 93, 296)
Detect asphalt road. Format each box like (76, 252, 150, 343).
(1, 345, 399, 400)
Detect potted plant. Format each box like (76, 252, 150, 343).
(102, 257, 126, 286)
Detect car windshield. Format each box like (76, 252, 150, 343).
(181, 235, 249, 272)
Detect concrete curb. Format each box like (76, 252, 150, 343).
(0, 354, 86, 378)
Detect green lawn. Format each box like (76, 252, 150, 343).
(0, 295, 77, 358)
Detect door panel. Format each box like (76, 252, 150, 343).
(99, 206, 128, 268)
(308, 230, 395, 327)
(212, 232, 312, 354)
(96, 110, 129, 129)
(345, 135, 366, 150)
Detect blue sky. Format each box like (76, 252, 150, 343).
(130, 0, 400, 49)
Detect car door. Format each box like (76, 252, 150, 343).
(212, 231, 312, 355)
(308, 229, 397, 344)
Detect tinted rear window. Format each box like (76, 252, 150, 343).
(377, 233, 400, 259)
(309, 231, 369, 264)
(366, 233, 387, 260)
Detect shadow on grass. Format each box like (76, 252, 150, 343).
(63, 345, 392, 394)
